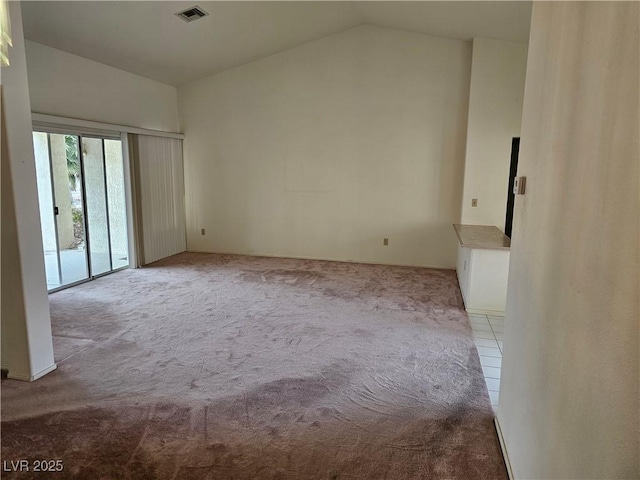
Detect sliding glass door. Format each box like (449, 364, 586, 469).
(33, 131, 129, 291)
(83, 137, 111, 276)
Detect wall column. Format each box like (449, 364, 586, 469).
(0, 1, 56, 381)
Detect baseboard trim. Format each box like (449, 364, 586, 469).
(7, 363, 57, 382)
(185, 249, 455, 271)
(494, 416, 514, 480)
(466, 307, 506, 316)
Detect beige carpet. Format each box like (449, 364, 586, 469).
(1, 253, 506, 479)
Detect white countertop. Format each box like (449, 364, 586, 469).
(453, 224, 510, 250)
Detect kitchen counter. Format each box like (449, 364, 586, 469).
(453, 224, 510, 314)
(453, 224, 510, 250)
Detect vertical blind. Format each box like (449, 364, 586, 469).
(133, 135, 186, 265)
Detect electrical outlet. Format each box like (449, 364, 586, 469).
(201, 228, 206, 235)
(471, 198, 478, 207)
(383, 238, 389, 246)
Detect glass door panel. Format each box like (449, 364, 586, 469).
(104, 139, 129, 269)
(33, 132, 62, 289)
(49, 134, 89, 286)
(33, 131, 129, 291)
(83, 137, 111, 276)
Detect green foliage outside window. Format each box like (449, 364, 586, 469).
(65, 135, 80, 189)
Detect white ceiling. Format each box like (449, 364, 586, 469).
(21, 1, 532, 86)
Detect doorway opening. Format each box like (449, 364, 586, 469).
(504, 137, 520, 238)
(33, 131, 130, 291)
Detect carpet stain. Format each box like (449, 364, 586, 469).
(240, 269, 325, 287)
(2, 398, 505, 480)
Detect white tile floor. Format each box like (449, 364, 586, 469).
(469, 313, 504, 411)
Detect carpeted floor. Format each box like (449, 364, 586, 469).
(1, 253, 507, 479)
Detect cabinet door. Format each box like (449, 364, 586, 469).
(456, 245, 472, 304)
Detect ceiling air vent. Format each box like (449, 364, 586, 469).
(175, 6, 209, 23)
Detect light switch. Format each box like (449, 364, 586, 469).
(513, 176, 526, 195)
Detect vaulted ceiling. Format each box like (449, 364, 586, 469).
(21, 1, 532, 86)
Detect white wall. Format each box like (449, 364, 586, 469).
(25, 41, 179, 132)
(461, 38, 527, 229)
(0, 2, 56, 380)
(498, 2, 639, 479)
(1, 91, 27, 371)
(179, 25, 471, 268)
